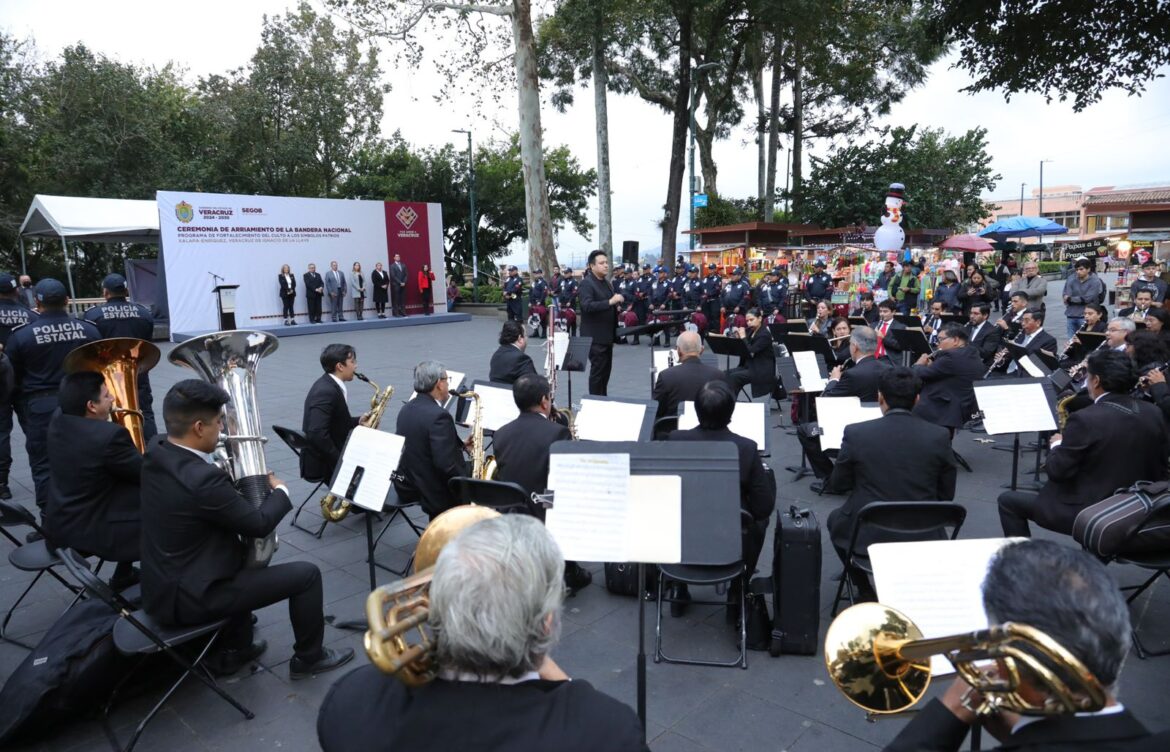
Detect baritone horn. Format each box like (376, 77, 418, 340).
(64, 338, 160, 453)
(168, 330, 280, 568)
(824, 602, 1106, 718)
(320, 372, 394, 522)
(365, 505, 500, 685)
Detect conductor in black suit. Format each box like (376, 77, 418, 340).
(997, 350, 1169, 538)
(824, 367, 957, 599)
(45, 372, 142, 589)
(303, 263, 325, 323)
(578, 250, 625, 396)
(911, 324, 984, 431)
(140, 380, 353, 678)
(725, 307, 776, 397)
(652, 331, 728, 419)
(301, 344, 364, 484)
(393, 361, 469, 519)
(489, 320, 538, 385)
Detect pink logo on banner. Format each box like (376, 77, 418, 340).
(384, 202, 432, 312)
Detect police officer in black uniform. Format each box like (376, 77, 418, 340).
(84, 273, 158, 440)
(668, 262, 687, 311)
(633, 264, 652, 324)
(0, 274, 37, 500)
(681, 265, 703, 311)
(803, 259, 835, 315)
(757, 268, 789, 320)
(502, 266, 523, 322)
(720, 266, 751, 330)
(701, 263, 722, 329)
(528, 268, 549, 338)
(7, 279, 100, 518)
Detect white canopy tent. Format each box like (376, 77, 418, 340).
(18, 194, 159, 301)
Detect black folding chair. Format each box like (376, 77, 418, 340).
(448, 477, 538, 515)
(369, 485, 426, 578)
(652, 416, 678, 440)
(1115, 549, 1170, 658)
(272, 425, 328, 538)
(57, 548, 254, 752)
(831, 501, 967, 616)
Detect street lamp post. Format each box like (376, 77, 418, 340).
(1019, 182, 1025, 215)
(1038, 159, 1053, 217)
(453, 129, 479, 302)
(688, 62, 719, 251)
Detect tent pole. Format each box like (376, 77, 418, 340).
(60, 234, 79, 314)
(18, 237, 27, 276)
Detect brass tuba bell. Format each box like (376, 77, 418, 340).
(64, 337, 160, 453)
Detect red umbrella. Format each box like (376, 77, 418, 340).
(939, 233, 995, 252)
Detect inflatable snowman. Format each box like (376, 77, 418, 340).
(873, 182, 906, 252)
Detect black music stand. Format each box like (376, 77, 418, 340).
(706, 333, 750, 370)
(848, 315, 869, 327)
(560, 336, 591, 405)
(888, 328, 932, 366)
(784, 331, 837, 365)
(776, 354, 825, 480)
(972, 378, 1059, 492)
(213, 284, 239, 330)
(893, 313, 923, 328)
(548, 441, 741, 732)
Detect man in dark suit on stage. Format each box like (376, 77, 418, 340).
(140, 379, 353, 678)
(489, 320, 538, 385)
(393, 361, 469, 519)
(301, 344, 363, 484)
(45, 372, 142, 589)
(824, 367, 957, 599)
(911, 324, 984, 432)
(303, 263, 325, 323)
(389, 253, 408, 317)
(803, 327, 889, 485)
(886, 539, 1170, 752)
(997, 350, 1169, 538)
(578, 250, 624, 396)
(651, 331, 727, 419)
(965, 303, 1002, 366)
(317, 514, 648, 752)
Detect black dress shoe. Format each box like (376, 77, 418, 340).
(564, 561, 592, 595)
(25, 530, 43, 543)
(0, 483, 11, 500)
(289, 647, 355, 680)
(109, 565, 140, 592)
(207, 640, 268, 676)
(668, 583, 691, 617)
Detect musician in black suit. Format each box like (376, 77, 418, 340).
(995, 290, 1029, 341)
(965, 303, 1002, 366)
(578, 250, 624, 396)
(887, 540, 1170, 752)
(45, 372, 141, 589)
(303, 263, 325, 323)
(668, 380, 774, 616)
(394, 361, 469, 519)
(997, 350, 1169, 538)
(371, 262, 390, 318)
(651, 331, 728, 419)
(488, 320, 538, 385)
(726, 307, 776, 397)
(824, 367, 957, 599)
(140, 380, 353, 678)
(999, 308, 1059, 376)
(911, 324, 984, 431)
(803, 327, 889, 484)
(301, 344, 363, 484)
(278, 264, 296, 325)
(318, 515, 648, 752)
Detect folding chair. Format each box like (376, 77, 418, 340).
(652, 416, 678, 440)
(57, 549, 254, 752)
(1115, 549, 1170, 658)
(272, 425, 328, 538)
(448, 477, 537, 515)
(831, 501, 967, 617)
(369, 485, 426, 578)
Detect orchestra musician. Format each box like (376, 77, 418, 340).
(725, 308, 776, 398)
(966, 303, 1002, 366)
(829, 317, 852, 364)
(850, 291, 879, 326)
(921, 299, 947, 349)
(912, 324, 984, 437)
(1059, 303, 1107, 367)
(995, 290, 1030, 340)
(301, 344, 364, 485)
(873, 299, 905, 362)
(998, 308, 1058, 376)
(807, 300, 833, 337)
(1119, 289, 1155, 320)
(652, 331, 728, 419)
(84, 273, 159, 439)
(278, 263, 297, 325)
(141, 379, 354, 679)
(317, 515, 649, 752)
(1104, 318, 1136, 352)
(489, 320, 538, 385)
(394, 361, 470, 519)
(997, 350, 1168, 539)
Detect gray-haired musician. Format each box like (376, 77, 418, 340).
(317, 514, 648, 752)
(886, 540, 1169, 751)
(394, 361, 469, 519)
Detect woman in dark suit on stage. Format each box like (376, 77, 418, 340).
(371, 262, 390, 318)
(278, 263, 297, 325)
(418, 264, 436, 315)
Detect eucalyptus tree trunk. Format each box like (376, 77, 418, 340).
(661, 6, 692, 261)
(764, 30, 782, 220)
(592, 20, 613, 256)
(790, 38, 804, 215)
(755, 63, 766, 218)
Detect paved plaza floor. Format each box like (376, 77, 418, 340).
(1, 276, 1168, 751)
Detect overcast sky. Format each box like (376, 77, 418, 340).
(4, 0, 1170, 267)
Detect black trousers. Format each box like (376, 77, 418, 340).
(307, 294, 323, 322)
(17, 394, 56, 510)
(391, 284, 405, 316)
(997, 490, 1039, 537)
(506, 298, 522, 321)
(174, 561, 325, 662)
(727, 367, 753, 395)
(421, 288, 433, 314)
(353, 295, 365, 320)
(588, 342, 614, 396)
(374, 292, 387, 314)
(138, 372, 157, 441)
(796, 431, 835, 479)
(280, 294, 295, 319)
(831, 539, 877, 600)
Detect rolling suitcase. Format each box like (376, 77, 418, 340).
(769, 505, 821, 656)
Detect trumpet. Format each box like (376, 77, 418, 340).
(320, 373, 394, 523)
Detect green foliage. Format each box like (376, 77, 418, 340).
(800, 125, 1001, 232)
(459, 285, 505, 304)
(695, 196, 761, 228)
(1036, 261, 1067, 274)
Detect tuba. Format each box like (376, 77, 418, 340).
(825, 602, 1106, 718)
(169, 330, 279, 568)
(320, 372, 394, 522)
(64, 338, 160, 453)
(365, 505, 500, 684)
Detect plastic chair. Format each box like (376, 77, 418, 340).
(57, 548, 254, 752)
(272, 425, 327, 538)
(831, 501, 967, 617)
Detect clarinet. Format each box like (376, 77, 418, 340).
(1059, 321, 1089, 360)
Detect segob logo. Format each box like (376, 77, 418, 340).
(175, 201, 194, 223)
(395, 205, 419, 229)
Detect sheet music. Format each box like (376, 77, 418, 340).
(814, 396, 883, 450)
(329, 426, 405, 512)
(626, 475, 682, 563)
(546, 453, 631, 562)
(553, 332, 570, 370)
(973, 382, 1056, 435)
(678, 401, 767, 448)
(793, 350, 827, 392)
(651, 349, 680, 385)
(870, 538, 1019, 675)
(1018, 357, 1044, 378)
(574, 399, 648, 442)
(470, 382, 521, 432)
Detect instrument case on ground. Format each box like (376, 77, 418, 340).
(769, 505, 821, 656)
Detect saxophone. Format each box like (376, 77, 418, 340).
(546, 306, 575, 434)
(458, 390, 496, 479)
(320, 373, 394, 522)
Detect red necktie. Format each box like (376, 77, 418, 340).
(877, 321, 888, 358)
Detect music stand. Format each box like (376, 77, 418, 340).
(559, 336, 591, 405)
(972, 378, 1058, 492)
(848, 315, 869, 327)
(888, 328, 933, 366)
(893, 314, 923, 328)
(547, 441, 740, 731)
(678, 400, 770, 455)
(706, 333, 750, 370)
(213, 284, 239, 330)
(574, 395, 656, 441)
(776, 353, 827, 479)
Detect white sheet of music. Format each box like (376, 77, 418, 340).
(546, 453, 631, 562)
(870, 537, 1019, 675)
(472, 382, 521, 432)
(973, 382, 1056, 435)
(793, 350, 827, 392)
(677, 401, 767, 448)
(652, 349, 680, 385)
(626, 475, 682, 563)
(574, 399, 648, 442)
(814, 397, 883, 450)
(329, 426, 405, 512)
(553, 332, 570, 370)
(1018, 357, 1044, 378)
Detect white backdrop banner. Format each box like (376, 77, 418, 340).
(156, 191, 445, 335)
